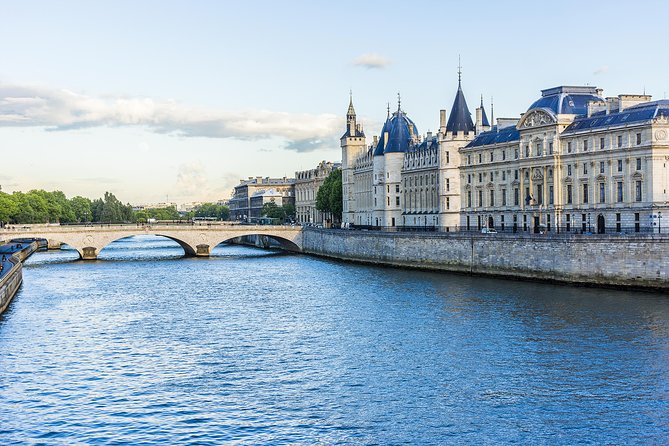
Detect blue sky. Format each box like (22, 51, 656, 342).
(1, 0, 668, 204)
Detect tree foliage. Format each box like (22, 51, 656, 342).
(194, 203, 230, 220)
(315, 169, 342, 222)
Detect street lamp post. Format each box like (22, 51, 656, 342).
(588, 213, 591, 233)
(659, 211, 663, 234)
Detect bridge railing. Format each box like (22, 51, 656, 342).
(0, 222, 303, 233)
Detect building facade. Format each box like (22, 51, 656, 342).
(295, 160, 341, 224)
(229, 176, 295, 221)
(342, 81, 669, 233)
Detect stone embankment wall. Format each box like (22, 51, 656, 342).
(302, 228, 669, 290)
(0, 241, 41, 315)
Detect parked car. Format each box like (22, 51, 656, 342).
(481, 227, 498, 234)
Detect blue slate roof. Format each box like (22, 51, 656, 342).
(465, 125, 520, 148)
(373, 109, 418, 156)
(527, 86, 604, 115)
(563, 100, 669, 134)
(446, 82, 475, 133)
(408, 136, 439, 152)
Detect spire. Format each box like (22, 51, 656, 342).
(457, 55, 462, 85)
(480, 94, 490, 128)
(490, 96, 494, 128)
(347, 90, 356, 117)
(446, 59, 475, 134)
(387, 102, 390, 118)
(397, 92, 401, 112)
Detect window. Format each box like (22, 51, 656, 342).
(446, 178, 450, 191)
(478, 190, 483, 207)
(446, 151, 450, 163)
(537, 184, 543, 205)
(514, 170, 519, 180)
(387, 185, 390, 193)
(635, 181, 642, 202)
(478, 153, 482, 163)
(479, 173, 482, 183)
(387, 196, 390, 206)
(636, 158, 641, 170)
(567, 165, 572, 176)
(567, 141, 572, 153)
(636, 133, 642, 145)
(600, 161, 605, 174)
(514, 188, 519, 206)
(567, 185, 573, 204)
(514, 148, 519, 159)
(635, 212, 640, 232)
(395, 184, 400, 193)
(583, 139, 589, 151)
(583, 184, 589, 204)
(490, 152, 494, 162)
(468, 155, 471, 165)
(490, 190, 495, 207)
(600, 137, 605, 150)
(599, 183, 605, 203)
(502, 150, 506, 160)
(537, 142, 543, 156)
(524, 145, 529, 157)
(446, 197, 450, 209)
(616, 213, 621, 232)
(549, 142, 554, 154)
(502, 188, 507, 206)
(583, 163, 588, 175)
(617, 181, 624, 202)
(617, 159, 623, 172)
(468, 174, 471, 184)
(394, 196, 399, 206)
(467, 191, 472, 207)
(617, 135, 623, 148)
(582, 213, 587, 232)
(502, 171, 506, 181)
(549, 185, 554, 205)
(566, 213, 571, 232)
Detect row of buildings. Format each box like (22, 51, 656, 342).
(341, 76, 669, 233)
(229, 161, 340, 224)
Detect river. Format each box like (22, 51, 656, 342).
(0, 235, 667, 445)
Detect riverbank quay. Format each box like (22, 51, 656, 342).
(302, 227, 669, 291)
(0, 239, 44, 315)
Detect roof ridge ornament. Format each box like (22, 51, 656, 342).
(457, 55, 462, 85)
(397, 92, 401, 112)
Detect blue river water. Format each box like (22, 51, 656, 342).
(0, 235, 667, 445)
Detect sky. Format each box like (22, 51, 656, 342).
(1, 0, 668, 205)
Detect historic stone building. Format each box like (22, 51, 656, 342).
(341, 73, 478, 229)
(295, 160, 341, 224)
(460, 87, 669, 233)
(342, 79, 669, 233)
(229, 176, 295, 221)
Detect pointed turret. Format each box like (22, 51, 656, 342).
(344, 91, 364, 138)
(475, 95, 491, 134)
(445, 63, 475, 135)
(347, 90, 356, 118)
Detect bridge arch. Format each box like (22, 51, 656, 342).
(95, 233, 199, 259)
(209, 232, 302, 253)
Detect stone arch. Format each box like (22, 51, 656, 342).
(94, 233, 198, 259)
(210, 232, 302, 253)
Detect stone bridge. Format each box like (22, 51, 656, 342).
(0, 223, 303, 260)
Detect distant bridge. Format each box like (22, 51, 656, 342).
(0, 223, 303, 260)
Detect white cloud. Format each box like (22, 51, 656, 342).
(0, 83, 343, 152)
(352, 53, 391, 69)
(175, 162, 208, 197)
(593, 65, 609, 76)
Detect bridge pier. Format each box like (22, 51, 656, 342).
(195, 244, 211, 257)
(47, 239, 62, 250)
(81, 247, 98, 260)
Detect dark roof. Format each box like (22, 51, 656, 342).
(527, 86, 604, 115)
(465, 125, 520, 148)
(446, 82, 475, 133)
(408, 136, 439, 152)
(373, 109, 418, 156)
(480, 97, 490, 127)
(563, 100, 669, 134)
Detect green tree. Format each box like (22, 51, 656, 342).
(70, 196, 93, 222)
(261, 201, 286, 220)
(0, 192, 18, 225)
(195, 203, 230, 220)
(316, 168, 342, 223)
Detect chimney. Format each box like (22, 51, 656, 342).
(426, 131, 432, 140)
(439, 110, 447, 132)
(373, 135, 378, 146)
(475, 107, 483, 134)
